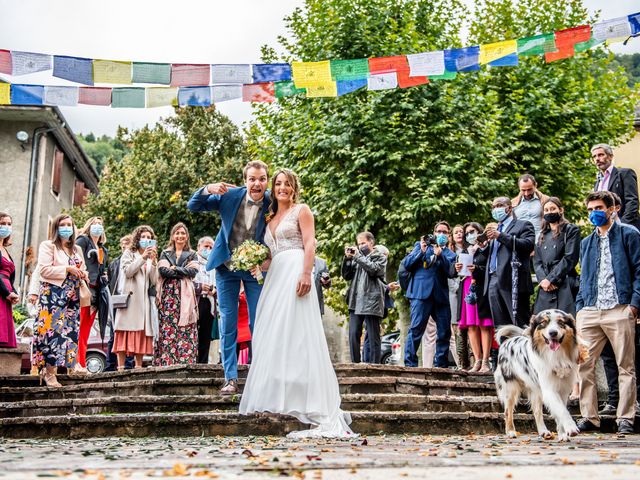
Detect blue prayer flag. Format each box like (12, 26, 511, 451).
(337, 78, 367, 96)
(444, 47, 480, 72)
(53, 56, 94, 85)
(488, 53, 519, 67)
(252, 63, 292, 83)
(629, 12, 640, 35)
(11, 84, 44, 105)
(178, 86, 211, 106)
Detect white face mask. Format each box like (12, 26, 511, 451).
(465, 233, 477, 245)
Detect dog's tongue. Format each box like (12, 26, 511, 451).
(549, 339, 561, 351)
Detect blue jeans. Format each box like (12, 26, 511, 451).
(405, 297, 451, 367)
(215, 266, 262, 380)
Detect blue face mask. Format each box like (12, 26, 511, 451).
(200, 248, 211, 259)
(589, 210, 609, 227)
(0, 226, 12, 239)
(492, 207, 508, 222)
(436, 233, 448, 246)
(90, 224, 103, 237)
(58, 226, 73, 240)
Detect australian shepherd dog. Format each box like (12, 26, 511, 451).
(494, 309, 587, 441)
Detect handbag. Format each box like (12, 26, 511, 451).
(111, 292, 131, 309)
(79, 280, 92, 308)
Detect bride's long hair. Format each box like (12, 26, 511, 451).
(266, 169, 300, 223)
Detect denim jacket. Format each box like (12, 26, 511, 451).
(575, 222, 640, 312)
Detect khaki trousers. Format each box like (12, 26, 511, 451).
(577, 305, 637, 424)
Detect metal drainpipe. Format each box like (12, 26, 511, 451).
(19, 125, 58, 300)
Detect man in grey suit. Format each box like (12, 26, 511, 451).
(313, 256, 331, 316)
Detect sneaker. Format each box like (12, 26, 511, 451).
(617, 419, 635, 434)
(576, 418, 600, 432)
(220, 379, 238, 395)
(598, 403, 617, 415)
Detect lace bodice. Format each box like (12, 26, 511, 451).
(265, 204, 304, 257)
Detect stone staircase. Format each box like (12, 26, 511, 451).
(0, 364, 628, 438)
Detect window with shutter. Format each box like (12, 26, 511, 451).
(73, 180, 89, 206)
(51, 148, 63, 195)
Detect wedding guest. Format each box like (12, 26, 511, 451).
(194, 236, 217, 364)
(455, 222, 493, 373)
(32, 214, 88, 386)
(313, 249, 331, 317)
(154, 222, 199, 366)
(512, 174, 549, 241)
(113, 226, 158, 370)
(448, 224, 465, 368)
(237, 285, 251, 365)
(0, 213, 19, 349)
(75, 217, 109, 371)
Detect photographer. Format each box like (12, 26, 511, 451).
(341, 232, 387, 364)
(402, 222, 457, 368)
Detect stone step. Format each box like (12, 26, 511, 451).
(0, 410, 631, 439)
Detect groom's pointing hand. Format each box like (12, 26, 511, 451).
(206, 182, 237, 195)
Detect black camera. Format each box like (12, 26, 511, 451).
(422, 234, 437, 246)
(346, 247, 358, 255)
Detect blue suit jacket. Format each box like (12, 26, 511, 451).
(187, 186, 271, 271)
(402, 242, 456, 303)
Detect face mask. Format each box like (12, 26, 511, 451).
(543, 212, 561, 224)
(200, 248, 211, 259)
(0, 226, 12, 239)
(90, 224, 103, 237)
(589, 210, 609, 227)
(139, 238, 151, 249)
(58, 226, 73, 240)
(492, 207, 508, 222)
(465, 233, 477, 245)
(359, 245, 371, 256)
(436, 234, 448, 246)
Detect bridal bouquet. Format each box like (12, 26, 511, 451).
(230, 240, 270, 284)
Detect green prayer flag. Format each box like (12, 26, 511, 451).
(517, 33, 557, 56)
(112, 87, 146, 108)
(330, 59, 369, 81)
(429, 70, 457, 81)
(574, 37, 604, 53)
(132, 62, 171, 84)
(274, 81, 306, 98)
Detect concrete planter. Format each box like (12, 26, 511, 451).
(0, 344, 28, 376)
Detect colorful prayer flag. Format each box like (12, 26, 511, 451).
(368, 56, 407, 75)
(331, 59, 369, 81)
(242, 83, 276, 102)
(305, 83, 338, 98)
(0, 83, 10, 104)
(489, 53, 518, 67)
(146, 87, 177, 108)
(574, 37, 604, 53)
(171, 64, 210, 87)
(10, 84, 44, 105)
(545, 25, 591, 63)
(429, 71, 457, 81)
(274, 81, 305, 98)
(367, 72, 397, 91)
(78, 87, 112, 106)
(592, 16, 632, 41)
(397, 69, 428, 88)
(517, 34, 557, 56)
(93, 60, 132, 84)
(211, 85, 242, 102)
(53, 56, 94, 85)
(132, 62, 171, 84)
(252, 64, 292, 83)
(406, 51, 445, 76)
(112, 87, 145, 108)
(211, 64, 253, 84)
(44, 86, 79, 106)
(629, 12, 640, 35)
(479, 40, 517, 65)
(291, 61, 332, 88)
(444, 47, 480, 72)
(337, 78, 367, 96)
(11, 51, 51, 76)
(178, 86, 211, 106)
(0, 50, 11, 75)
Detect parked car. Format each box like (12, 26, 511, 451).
(381, 331, 401, 365)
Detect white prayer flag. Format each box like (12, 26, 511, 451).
(211, 64, 253, 84)
(44, 86, 79, 106)
(593, 17, 632, 41)
(367, 72, 398, 91)
(11, 51, 52, 76)
(146, 87, 177, 108)
(406, 51, 445, 77)
(212, 85, 243, 102)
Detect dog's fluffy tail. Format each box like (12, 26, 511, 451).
(495, 325, 524, 345)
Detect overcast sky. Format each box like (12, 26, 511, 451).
(0, 0, 638, 137)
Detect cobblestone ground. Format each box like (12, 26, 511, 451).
(2, 433, 640, 479)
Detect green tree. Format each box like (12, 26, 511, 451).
(72, 107, 247, 247)
(613, 53, 640, 87)
(78, 132, 129, 175)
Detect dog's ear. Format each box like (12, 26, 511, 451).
(563, 313, 577, 331)
(529, 313, 540, 330)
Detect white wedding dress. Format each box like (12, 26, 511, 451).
(238, 204, 355, 439)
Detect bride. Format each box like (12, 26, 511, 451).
(238, 168, 355, 439)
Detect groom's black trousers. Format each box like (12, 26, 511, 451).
(349, 311, 382, 364)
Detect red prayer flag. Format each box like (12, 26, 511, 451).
(397, 69, 429, 88)
(78, 87, 112, 106)
(170, 64, 210, 87)
(545, 25, 591, 63)
(368, 56, 409, 74)
(242, 83, 275, 102)
(0, 50, 11, 74)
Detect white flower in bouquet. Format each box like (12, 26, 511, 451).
(230, 240, 270, 284)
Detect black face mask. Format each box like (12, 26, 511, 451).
(543, 212, 562, 224)
(359, 245, 371, 256)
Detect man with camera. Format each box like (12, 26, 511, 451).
(341, 232, 387, 364)
(402, 222, 457, 368)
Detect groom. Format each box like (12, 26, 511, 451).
(187, 160, 271, 394)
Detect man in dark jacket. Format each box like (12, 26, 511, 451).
(484, 197, 535, 328)
(341, 232, 387, 364)
(402, 222, 457, 368)
(575, 191, 640, 435)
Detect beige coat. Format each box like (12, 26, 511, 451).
(114, 250, 158, 335)
(38, 240, 87, 287)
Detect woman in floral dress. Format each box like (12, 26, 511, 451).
(154, 222, 199, 366)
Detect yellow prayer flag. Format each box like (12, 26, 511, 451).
(146, 87, 178, 108)
(479, 40, 517, 65)
(305, 82, 338, 98)
(291, 61, 332, 88)
(0, 83, 9, 104)
(93, 59, 132, 84)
